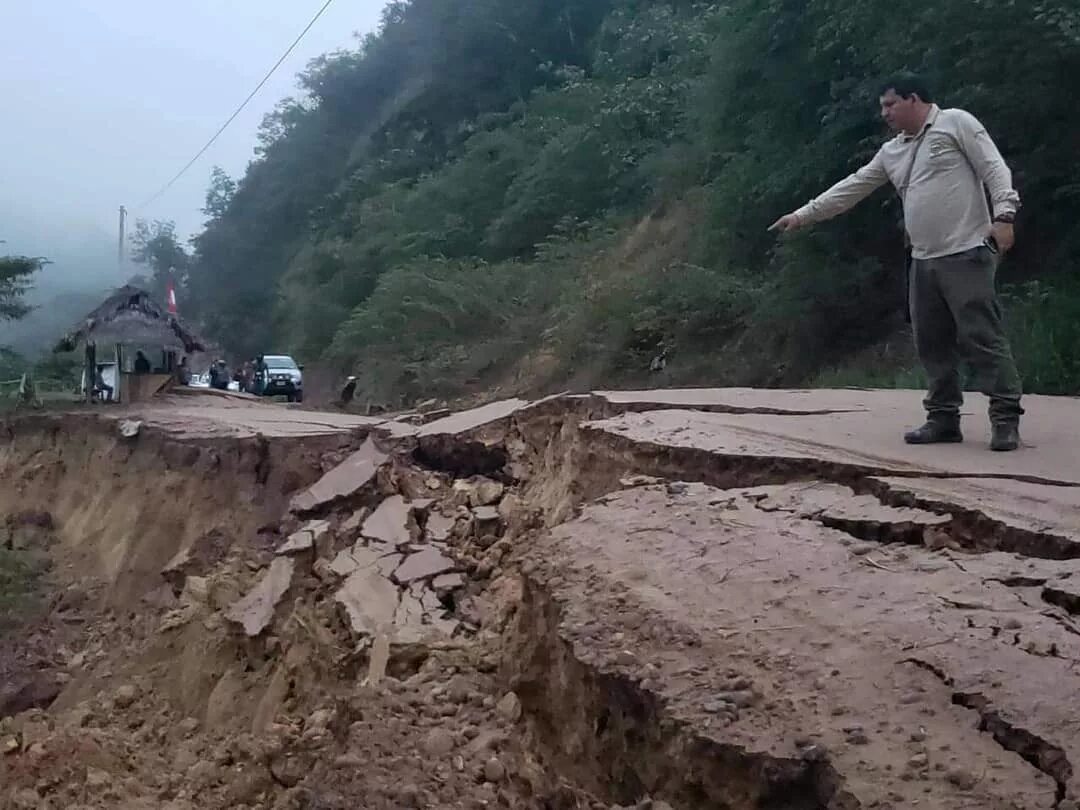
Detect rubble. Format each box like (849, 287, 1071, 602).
(334, 568, 399, 637)
(362, 494, 413, 547)
(225, 557, 295, 637)
(393, 548, 457, 585)
(275, 519, 330, 555)
(289, 437, 388, 514)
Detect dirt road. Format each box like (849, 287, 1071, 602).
(1, 387, 1078, 809)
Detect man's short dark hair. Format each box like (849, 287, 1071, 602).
(880, 74, 933, 104)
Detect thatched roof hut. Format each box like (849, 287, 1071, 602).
(54, 285, 206, 355)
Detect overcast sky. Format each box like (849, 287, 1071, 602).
(0, 0, 387, 255)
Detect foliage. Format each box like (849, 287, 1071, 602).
(0, 255, 45, 322)
(129, 219, 190, 308)
(176, 0, 1080, 398)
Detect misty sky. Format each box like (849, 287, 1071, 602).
(1, 0, 387, 254)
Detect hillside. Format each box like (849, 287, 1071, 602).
(178, 0, 1080, 404)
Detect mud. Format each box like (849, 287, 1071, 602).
(2, 388, 1080, 809)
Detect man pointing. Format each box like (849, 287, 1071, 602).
(770, 75, 1023, 451)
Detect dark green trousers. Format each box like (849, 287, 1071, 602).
(909, 246, 1024, 425)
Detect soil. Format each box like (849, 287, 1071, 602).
(1, 387, 1079, 809)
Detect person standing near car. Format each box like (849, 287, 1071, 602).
(769, 75, 1023, 452)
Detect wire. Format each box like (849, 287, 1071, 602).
(137, 0, 337, 210)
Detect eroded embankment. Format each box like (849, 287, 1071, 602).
(2, 395, 1079, 810)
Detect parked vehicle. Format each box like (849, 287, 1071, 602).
(261, 355, 304, 402)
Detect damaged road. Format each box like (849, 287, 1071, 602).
(2, 388, 1080, 809)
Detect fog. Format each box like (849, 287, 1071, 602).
(0, 0, 385, 353)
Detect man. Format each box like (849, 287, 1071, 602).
(94, 364, 114, 402)
(769, 75, 1023, 451)
(134, 350, 151, 374)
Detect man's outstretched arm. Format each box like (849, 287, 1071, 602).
(770, 150, 889, 232)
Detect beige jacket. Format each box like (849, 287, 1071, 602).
(794, 105, 1020, 260)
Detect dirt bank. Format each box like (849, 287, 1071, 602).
(1, 389, 1079, 810)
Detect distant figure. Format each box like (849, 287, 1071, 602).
(209, 359, 230, 391)
(134, 351, 151, 374)
(177, 357, 191, 386)
(94, 364, 114, 402)
(253, 355, 268, 396)
(339, 375, 358, 407)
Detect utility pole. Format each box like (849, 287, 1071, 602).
(117, 205, 127, 267)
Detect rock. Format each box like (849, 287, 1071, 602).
(801, 744, 827, 762)
(56, 584, 90, 613)
(1003, 617, 1023, 630)
(0, 676, 62, 717)
(3, 735, 19, 755)
(1057, 801, 1079, 810)
(290, 437, 388, 514)
(845, 726, 869, 745)
(334, 752, 365, 768)
(910, 729, 927, 742)
(269, 755, 307, 788)
(178, 717, 200, 737)
(496, 692, 522, 723)
(472, 506, 500, 525)
(312, 558, 337, 581)
(483, 756, 506, 782)
(946, 766, 977, 790)
(907, 753, 929, 770)
(86, 767, 112, 788)
(225, 557, 295, 637)
(161, 529, 233, 592)
(393, 548, 456, 585)
(184, 576, 210, 604)
(363, 495, 414, 548)
(10, 788, 40, 809)
(473, 478, 505, 507)
(423, 727, 455, 756)
(334, 568, 399, 637)
(118, 419, 141, 438)
(114, 684, 139, 709)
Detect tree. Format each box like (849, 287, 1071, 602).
(129, 219, 190, 302)
(0, 255, 45, 321)
(202, 167, 237, 221)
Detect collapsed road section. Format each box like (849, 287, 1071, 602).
(2, 388, 1079, 809)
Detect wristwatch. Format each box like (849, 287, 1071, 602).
(993, 212, 1016, 224)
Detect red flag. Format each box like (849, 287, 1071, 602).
(167, 280, 178, 315)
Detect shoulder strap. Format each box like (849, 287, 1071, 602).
(899, 130, 929, 202)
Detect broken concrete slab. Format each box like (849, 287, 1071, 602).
(416, 398, 530, 437)
(334, 569, 399, 637)
(425, 512, 456, 543)
(362, 495, 413, 548)
(290, 437, 388, 514)
(432, 573, 465, 597)
(340, 509, 369, 538)
(225, 557, 295, 638)
(329, 545, 384, 577)
(275, 520, 330, 556)
(393, 548, 456, 585)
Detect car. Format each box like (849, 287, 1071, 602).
(261, 355, 304, 402)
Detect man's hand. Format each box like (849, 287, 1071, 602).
(768, 213, 801, 233)
(990, 221, 1015, 254)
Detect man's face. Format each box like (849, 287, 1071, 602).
(879, 88, 919, 133)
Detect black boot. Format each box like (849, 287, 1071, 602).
(904, 419, 963, 445)
(990, 422, 1020, 452)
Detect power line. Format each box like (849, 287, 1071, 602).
(137, 0, 337, 210)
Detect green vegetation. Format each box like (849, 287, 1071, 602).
(176, 0, 1080, 402)
(0, 547, 44, 628)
